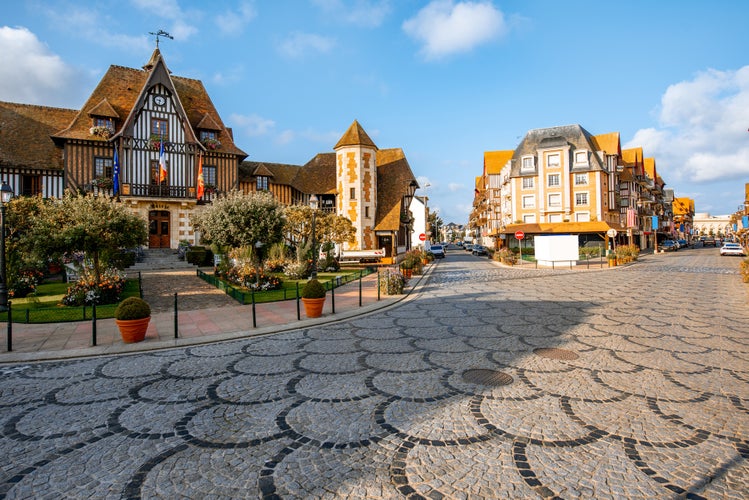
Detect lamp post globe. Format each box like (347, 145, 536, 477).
(309, 194, 319, 279)
(0, 181, 15, 312)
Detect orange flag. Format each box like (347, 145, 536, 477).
(196, 153, 204, 199)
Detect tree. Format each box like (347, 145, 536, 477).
(28, 194, 147, 284)
(428, 211, 444, 242)
(283, 206, 355, 256)
(190, 190, 286, 250)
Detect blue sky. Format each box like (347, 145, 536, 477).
(2, 0, 749, 223)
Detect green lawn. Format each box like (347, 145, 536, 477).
(1, 280, 141, 324)
(198, 268, 374, 305)
(1, 268, 374, 323)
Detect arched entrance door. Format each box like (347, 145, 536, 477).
(148, 210, 170, 248)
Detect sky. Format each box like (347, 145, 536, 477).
(2, 0, 749, 223)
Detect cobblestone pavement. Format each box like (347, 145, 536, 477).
(139, 269, 238, 313)
(1, 249, 747, 499)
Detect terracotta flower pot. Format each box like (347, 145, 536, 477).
(302, 297, 325, 318)
(115, 317, 150, 343)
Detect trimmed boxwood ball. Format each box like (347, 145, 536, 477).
(115, 297, 151, 320)
(301, 279, 326, 299)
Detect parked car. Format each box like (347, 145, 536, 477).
(464, 244, 473, 252)
(703, 237, 717, 247)
(720, 242, 746, 256)
(677, 239, 688, 248)
(660, 240, 679, 251)
(472, 245, 488, 256)
(429, 244, 446, 258)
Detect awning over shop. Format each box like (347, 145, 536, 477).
(503, 221, 626, 235)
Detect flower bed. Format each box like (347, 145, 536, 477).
(62, 267, 126, 306)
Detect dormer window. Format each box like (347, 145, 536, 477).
(521, 156, 535, 172)
(93, 117, 113, 129)
(574, 150, 589, 166)
(256, 176, 269, 191)
(90, 117, 114, 138)
(200, 130, 217, 141)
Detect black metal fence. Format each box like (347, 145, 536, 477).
(196, 268, 374, 305)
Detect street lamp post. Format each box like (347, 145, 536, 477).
(309, 194, 319, 279)
(0, 181, 15, 312)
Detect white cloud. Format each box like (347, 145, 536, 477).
(448, 182, 464, 192)
(276, 130, 295, 145)
(625, 66, 749, 184)
(0, 26, 84, 106)
(277, 32, 335, 58)
(215, 1, 257, 36)
(311, 0, 391, 27)
(229, 113, 276, 136)
(402, 0, 507, 60)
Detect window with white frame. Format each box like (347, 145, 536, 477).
(548, 213, 563, 223)
(575, 173, 588, 185)
(574, 150, 588, 165)
(522, 195, 535, 208)
(548, 193, 562, 208)
(575, 192, 589, 206)
(576, 212, 590, 222)
(546, 153, 560, 168)
(522, 177, 534, 189)
(523, 214, 536, 223)
(521, 156, 535, 172)
(548, 174, 560, 187)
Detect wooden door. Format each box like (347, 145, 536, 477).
(148, 210, 171, 248)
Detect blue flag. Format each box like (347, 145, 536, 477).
(113, 146, 120, 195)
(651, 215, 659, 230)
(743, 215, 749, 229)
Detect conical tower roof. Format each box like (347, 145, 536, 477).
(334, 120, 378, 150)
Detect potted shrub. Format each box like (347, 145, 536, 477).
(301, 278, 326, 318)
(114, 297, 151, 343)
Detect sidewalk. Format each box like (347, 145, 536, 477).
(0, 267, 431, 364)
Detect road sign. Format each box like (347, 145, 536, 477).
(607, 228, 618, 238)
(515, 231, 525, 240)
(419, 233, 426, 241)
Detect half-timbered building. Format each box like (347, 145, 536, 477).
(0, 50, 419, 262)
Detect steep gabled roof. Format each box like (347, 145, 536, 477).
(374, 148, 417, 231)
(484, 150, 513, 175)
(334, 120, 378, 150)
(592, 132, 621, 156)
(51, 49, 246, 157)
(0, 101, 77, 171)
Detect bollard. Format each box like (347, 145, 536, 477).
(359, 271, 363, 307)
(91, 303, 97, 347)
(377, 270, 380, 301)
(331, 281, 336, 314)
(174, 292, 179, 339)
(251, 289, 257, 328)
(296, 282, 301, 321)
(138, 271, 143, 298)
(6, 301, 12, 352)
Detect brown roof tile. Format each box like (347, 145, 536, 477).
(334, 120, 378, 150)
(0, 101, 76, 171)
(374, 148, 417, 231)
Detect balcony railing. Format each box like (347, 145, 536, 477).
(85, 182, 218, 202)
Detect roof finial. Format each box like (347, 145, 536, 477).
(149, 30, 173, 48)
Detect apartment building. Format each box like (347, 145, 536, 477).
(473, 124, 678, 251)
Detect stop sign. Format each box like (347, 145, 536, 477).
(515, 231, 525, 240)
(419, 233, 426, 241)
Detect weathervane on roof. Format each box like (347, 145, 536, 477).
(149, 30, 173, 48)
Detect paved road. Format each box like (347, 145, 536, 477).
(1, 247, 747, 499)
